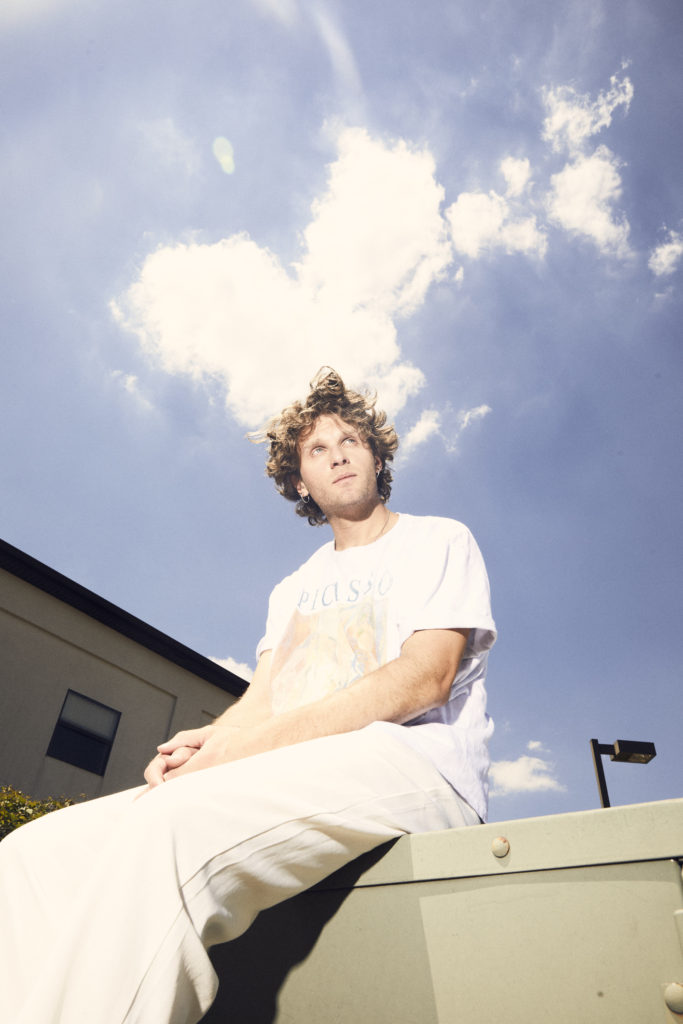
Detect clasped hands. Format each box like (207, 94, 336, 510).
(142, 723, 247, 789)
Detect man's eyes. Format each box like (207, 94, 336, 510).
(310, 437, 358, 455)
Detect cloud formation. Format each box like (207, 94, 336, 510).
(211, 656, 254, 681)
(542, 72, 633, 258)
(546, 146, 630, 257)
(490, 746, 565, 796)
(447, 159, 546, 259)
(113, 70, 639, 435)
(399, 403, 492, 460)
(458, 404, 491, 433)
(445, 71, 635, 264)
(400, 409, 442, 458)
(113, 127, 451, 426)
(501, 157, 532, 197)
(648, 229, 683, 277)
(542, 73, 634, 154)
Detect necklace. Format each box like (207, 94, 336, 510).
(371, 507, 394, 544)
(334, 508, 395, 550)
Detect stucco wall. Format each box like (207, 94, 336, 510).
(0, 568, 242, 801)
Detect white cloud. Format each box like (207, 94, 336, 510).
(501, 156, 531, 197)
(211, 656, 254, 682)
(542, 72, 634, 155)
(458, 404, 491, 432)
(447, 191, 547, 259)
(113, 127, 452, 426)
(446, 160, 546, 260)
(648, 229, 683, 277)
(398, 403, 491, 462)
(401, 409, 441, 458)
(446, 71, 635, 266)
(300, 129, 452, 316)
(366, 362, 426, 420)
(443, 403, 492, 454)
(545, 145, 630, 257)
(447, 191, 506, 259)
(490, 754, 566, 796)
(401, 403, 491, 464)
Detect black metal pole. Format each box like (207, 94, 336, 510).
(590, 739, 613, 808)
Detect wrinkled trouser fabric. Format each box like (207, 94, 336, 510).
(0, 724, 479, 1024)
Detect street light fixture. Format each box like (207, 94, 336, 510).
(590, 739, 657, 808)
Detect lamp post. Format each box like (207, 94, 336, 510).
(590, 739, 657, 808)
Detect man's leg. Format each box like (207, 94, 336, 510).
(0, 784, 146, 1018)
(1, 725, 477, 1024)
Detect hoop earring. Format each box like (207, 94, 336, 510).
(301, 493, 311, 504)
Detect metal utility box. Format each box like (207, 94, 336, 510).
(205, 799, 683, 1023)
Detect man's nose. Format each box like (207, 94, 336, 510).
(331, 448, 349, 466)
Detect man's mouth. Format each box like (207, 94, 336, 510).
(333, 473, 356, 484)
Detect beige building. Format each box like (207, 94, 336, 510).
(0, 538, 247, 802)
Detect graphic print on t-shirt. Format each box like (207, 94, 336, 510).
(270, 597, 389, 714)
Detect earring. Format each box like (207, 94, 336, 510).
(301, 493, 311, 504)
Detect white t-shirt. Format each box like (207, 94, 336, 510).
(256, 513, 496, 821)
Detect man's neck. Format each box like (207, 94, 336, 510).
(328, 503, 397, 551)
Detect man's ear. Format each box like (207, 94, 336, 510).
(375, 457, 382, 476)
(292, 474, 307, 498)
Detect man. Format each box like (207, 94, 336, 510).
(0, 368, 495, 1024)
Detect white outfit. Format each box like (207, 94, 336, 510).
(260, 514, 496, 821)
(0, 514, 494, 1024)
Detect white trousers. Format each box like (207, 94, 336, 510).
(0, 724, 478, 1024)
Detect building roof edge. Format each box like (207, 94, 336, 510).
(0, 538, 248, 699)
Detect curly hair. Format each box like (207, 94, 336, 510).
(252, 367, 399, 526)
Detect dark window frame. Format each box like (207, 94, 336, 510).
(46, 689, 121, 776)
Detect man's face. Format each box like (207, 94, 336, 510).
(295, 414, 381, 519)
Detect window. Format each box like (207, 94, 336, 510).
(46, 690, 121, 776)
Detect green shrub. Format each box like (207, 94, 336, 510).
(0, 785, 75, 841)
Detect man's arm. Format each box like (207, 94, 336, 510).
(161, 627, 468, 781)
(214, 650, 274, 728)
(144, 652, 274, 786)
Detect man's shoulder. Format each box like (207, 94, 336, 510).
(393, 514, 480, 562)
(398, 513, 472, 539)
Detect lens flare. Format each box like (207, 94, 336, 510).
(212, 137, 235, 174)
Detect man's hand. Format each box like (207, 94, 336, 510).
(143, 725, 216, 787)
(161, 725, 247, 782)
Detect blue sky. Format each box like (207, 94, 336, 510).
(2, 0, 681, 821)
